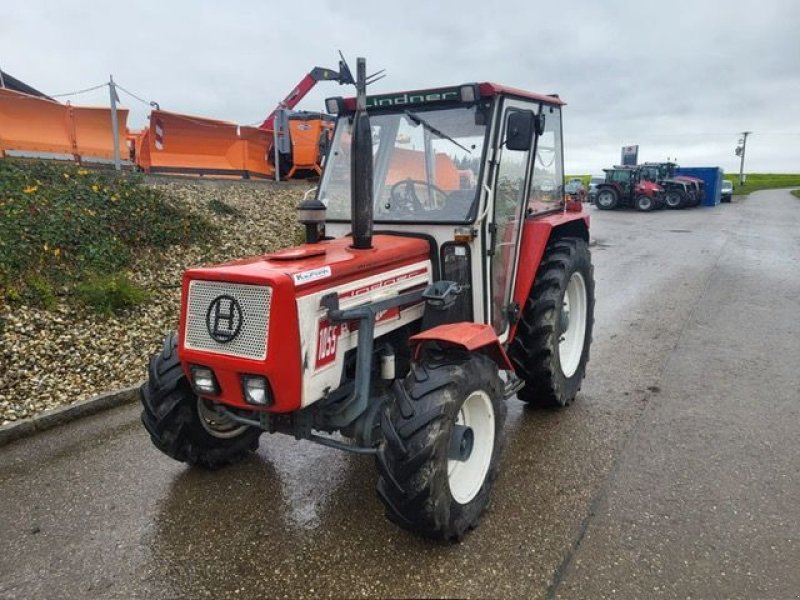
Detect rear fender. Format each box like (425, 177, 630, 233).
(409, 322, 513, 371)
(508, 212, 590, 343)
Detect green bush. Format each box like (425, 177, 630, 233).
(0, 159, 213, 310)
(74, 273, 149, 314)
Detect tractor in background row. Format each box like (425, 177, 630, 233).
(638, 162, 704, 209)
(594, 166, 664, 211)
(140, 57, 595, 541)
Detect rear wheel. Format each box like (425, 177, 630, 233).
(376, 352, 506, 541)
(595, 189, 618, 210)
(508, 237, 595, 408)
(635, 195, 655, 212)
(140, 332, 261, 468)
(665, 190, 685, 209)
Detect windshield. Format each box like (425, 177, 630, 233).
(319, 105, 489, 223)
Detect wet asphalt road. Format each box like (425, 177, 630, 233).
(1, 189, 799, 599)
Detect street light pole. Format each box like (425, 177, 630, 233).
(738, 131, 751, 186)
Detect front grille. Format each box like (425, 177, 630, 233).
(184, 280, 272, 360)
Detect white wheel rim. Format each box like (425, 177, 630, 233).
(598, 192, 613, 207)
(448, 390, 495, 505)
(197, 398, 248, 439)
(559, 272, 588, 378)
(639, 197, 651, 210)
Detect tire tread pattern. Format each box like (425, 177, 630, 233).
(140, 332, 260, 469)
(376, 353, 506, 541)
(508, 237, 595, 408)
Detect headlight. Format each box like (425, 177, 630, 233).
(191, 366, 219, 395)
(242, 375, 271, 406)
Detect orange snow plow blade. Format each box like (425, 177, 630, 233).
(138, 110, 274, 178)
(0, 89, 128, 162)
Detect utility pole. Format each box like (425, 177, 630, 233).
(736, 131, 751, 186)
(109, 75, 121, 171)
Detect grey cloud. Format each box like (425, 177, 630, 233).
(1, 0, 798, 173)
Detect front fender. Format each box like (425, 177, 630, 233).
(409, 323, 513, 371)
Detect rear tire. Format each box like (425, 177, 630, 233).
(508, 237, 595, 408)
(376, 352, 506, 541)
(140, 332, 261, 469)
(595, 189, 618, 210)
(665, 190, 685, 209)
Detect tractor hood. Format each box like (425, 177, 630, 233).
(636, 180, 664, 194)
(183, 234, 430, 292)
(177, 234, 432, 413)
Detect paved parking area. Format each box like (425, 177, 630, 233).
(0, 190, 798, 599)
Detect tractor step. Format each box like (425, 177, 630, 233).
(503, 373, 525, 399)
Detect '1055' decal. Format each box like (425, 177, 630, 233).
(315, 307, 400, 370)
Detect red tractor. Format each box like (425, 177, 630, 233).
(638, 162, 703, 209)
(594, 166, 664, 211)
(140, 58, 595, 541)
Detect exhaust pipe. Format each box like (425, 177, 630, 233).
(350, 57, 373, 250)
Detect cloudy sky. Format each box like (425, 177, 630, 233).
(2, 0, 799, 173)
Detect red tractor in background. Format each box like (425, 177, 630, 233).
(140, 58, 595, 541)
(594, 166, 664, 211)
(638, 162, 703, 209)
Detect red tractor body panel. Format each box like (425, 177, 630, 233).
(509, 210, 590, 342)
(410, 322, 514, 370)
(635, 180, 663, 197)
(177, 235, 431, 412)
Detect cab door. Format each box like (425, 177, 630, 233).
(487, 101, 539, 340)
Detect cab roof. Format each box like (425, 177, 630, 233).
(339, 82, 565, 112)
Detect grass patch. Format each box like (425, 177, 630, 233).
(74, 273, 149, 314)
(207, 198, 240, 216)
(0, 159, 212, 312)
(721, 173, 800, 196)
(791, 190, 800, 199)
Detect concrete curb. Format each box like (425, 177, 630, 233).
(0, 384, 141, 448)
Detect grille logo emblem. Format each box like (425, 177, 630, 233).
(206, 295, 243, 343)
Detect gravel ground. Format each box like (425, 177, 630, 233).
(0, 178, 308, 425)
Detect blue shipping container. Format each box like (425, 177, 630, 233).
(675, 167, 723, 206)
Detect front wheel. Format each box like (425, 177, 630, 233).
(376, 352, 507, 541)
(508, 237, 595, 408)
(635, 195, 655, 212)
(140, 332, 261, 468)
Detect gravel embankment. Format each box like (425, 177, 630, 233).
(0, 178, 308, 425)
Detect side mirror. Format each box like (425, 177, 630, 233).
(505, 110, 535, 151)
(504, 111, 546, 151)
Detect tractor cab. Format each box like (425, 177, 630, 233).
(317, 82, 572, 339)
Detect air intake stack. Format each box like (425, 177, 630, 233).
(350, 57, 373, 250)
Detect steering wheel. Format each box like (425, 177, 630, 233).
(387, 179, 451, 215)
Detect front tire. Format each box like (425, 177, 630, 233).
(635, 195, 655, 212)
(140, 332, 261, 469)
(376, 352, 507, 541)
(508, 237, 595, 408)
